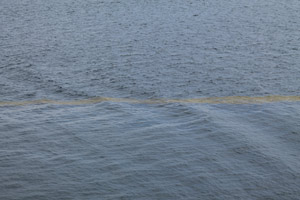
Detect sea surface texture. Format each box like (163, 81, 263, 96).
(1, 0, 300, 199)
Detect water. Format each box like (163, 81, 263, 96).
(1, 0, 300, 199)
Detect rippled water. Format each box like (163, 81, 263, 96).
(1, 0, 300, 199)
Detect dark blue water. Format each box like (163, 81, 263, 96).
(1, 0, 300, 199)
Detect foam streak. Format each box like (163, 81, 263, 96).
(1, 96, 300, 107)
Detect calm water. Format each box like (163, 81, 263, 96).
(1, 0, 300, 199)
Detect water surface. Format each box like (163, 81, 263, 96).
(1, 0, 300, 199)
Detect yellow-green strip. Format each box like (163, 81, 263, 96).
(0, 96, 300, 107)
